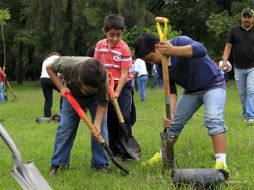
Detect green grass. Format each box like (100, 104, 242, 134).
(0, 80, 253, 190)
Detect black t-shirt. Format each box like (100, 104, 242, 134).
(226, 24, 254, 69)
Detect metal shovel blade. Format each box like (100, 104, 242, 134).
(0, 123, 52, 190)
(12, 161, 52, 190)
(160, 130, 174, 170)
(100, 142, 129, 174)
(121, 136, 141, 160)
(172, 169, 225, 188)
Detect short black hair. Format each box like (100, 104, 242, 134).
(85, 47, 95, 57)
(134, 33, 160, 58)
(78, 59, 106, 88)
(103, 14, 125, 32)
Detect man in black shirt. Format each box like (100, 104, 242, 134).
(222, 8, 254, 124)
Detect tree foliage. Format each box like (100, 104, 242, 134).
(0, 0, 253, 82)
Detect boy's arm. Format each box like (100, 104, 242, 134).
(46, 64, 70, 96)
(222, 43, 232, 70)
(91, 105, 107, 137)
(163, 93, 177, 128)
(114, 69, 129, 98)
(157, 42, 193, 58)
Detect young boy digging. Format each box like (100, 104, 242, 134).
(135, 33, 229, 176)
(46, 56, 109, 175)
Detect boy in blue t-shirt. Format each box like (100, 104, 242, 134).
(135, 33, 229, 174)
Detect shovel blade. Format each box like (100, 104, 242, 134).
(172, 168, 225, 188)
(100, 142, 129, 174)
(121, 136, 141, 161)
(12, 161, 52, 190)
(160, 131, 174, 170)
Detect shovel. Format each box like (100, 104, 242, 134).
(64, 92, 129, 174)
(155, 17, 174, 170)
(108, 73, 141, 161)
(155, 17, 226, 188)
(0, 123, 52, 190)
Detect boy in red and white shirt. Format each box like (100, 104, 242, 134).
(94, 14, 136, 160)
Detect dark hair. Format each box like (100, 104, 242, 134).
(134, 33, 160, 58)
(85, 47, 95, 57)
(103, 14, 125, 32)
(78, 59, 107, 88)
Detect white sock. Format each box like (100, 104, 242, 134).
(215, 153, 227, 167)
(159, 150, 162, 158)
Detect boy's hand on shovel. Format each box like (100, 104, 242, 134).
(163, 115, 174, 128)
(90, 124, 101, 138)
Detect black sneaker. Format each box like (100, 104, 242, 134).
(49, 165, 59, 176)
(93, 167, 110, 173)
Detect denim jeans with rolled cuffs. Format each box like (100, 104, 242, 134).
(51, 96, 109, 169)
(234, 67, 254, 120)
(167, 88, 228, 137)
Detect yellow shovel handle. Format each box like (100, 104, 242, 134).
(155, 17, 170, 119)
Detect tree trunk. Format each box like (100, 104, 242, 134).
(17, 42, 24, 84)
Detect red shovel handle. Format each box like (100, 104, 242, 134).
(64, 92, 104, 143)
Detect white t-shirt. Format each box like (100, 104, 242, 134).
(134, 58, 148, 77)
(40, 55, 60, 78)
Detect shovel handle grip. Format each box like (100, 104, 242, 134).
(64, 92, 104, 143)
(155, 17, 168, 23)
(155, 17, 168, 41)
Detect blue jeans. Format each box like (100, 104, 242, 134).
(0, 82, 5, 103)
(137, 75, 148, 102)
(151, 75, 163, 89)
(51, 96, 109, 169)
(168, 88, 227, 136)
(234, 68, 254, 120)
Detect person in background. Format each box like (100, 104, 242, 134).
(222, 8, 254, 125)
(151, 64, 163, 90)
(135, 33, 229, 178)
(134, 58, 148, 102)
(94, 14, 137, 161)
(39, 52, 62, 120)
(0, 67, 6, 103)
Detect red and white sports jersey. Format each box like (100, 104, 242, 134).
(94, 39, 133, 83)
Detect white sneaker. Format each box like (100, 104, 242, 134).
(247, 119, 254, 125)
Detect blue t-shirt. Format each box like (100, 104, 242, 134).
(157, 36, 225, 94)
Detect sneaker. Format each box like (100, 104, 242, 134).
(36, 117, 51, 123)
(214, 161, 229, 180)
(49, 165, 59, 176)
(247, 119, 254, 125)
(93, 167, 110, 173)
(141, 152, 161, 166)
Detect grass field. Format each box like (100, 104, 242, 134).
(0, 80, 253, 190)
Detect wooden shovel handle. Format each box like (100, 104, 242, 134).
(108, 73, 125, 123)
(64, 92, 104, 143)
(155, 17, 171, 119)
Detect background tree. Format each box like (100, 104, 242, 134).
(0, 0, 253, 82)
(0, 8, 11, 69)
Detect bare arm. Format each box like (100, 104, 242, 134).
(222, 43, 232, 70)
(91, 105, 107, 137)
(114, 69, 128, 98)
(46, 64, 70, 96)
(157, 41, 193, 58)
(163, 93, 177, 128)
